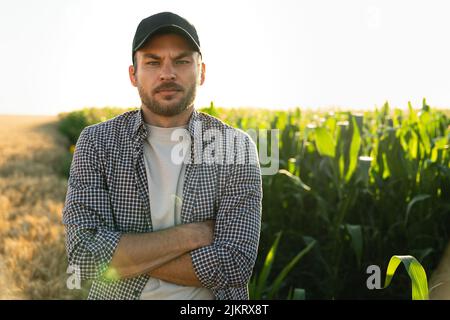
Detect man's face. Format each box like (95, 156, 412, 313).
(129, 33, 205, 117)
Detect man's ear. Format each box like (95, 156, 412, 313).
(199, 62, 206, 86)
(129, 65, 137, 87)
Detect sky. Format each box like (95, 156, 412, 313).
(0, 0, 449, 115)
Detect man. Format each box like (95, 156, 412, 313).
(62, 12, 263, 300)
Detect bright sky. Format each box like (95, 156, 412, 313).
(1, 0, 449, 115)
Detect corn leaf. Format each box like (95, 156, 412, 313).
(405, 194, 431, 226)
(255, 231, 282, 298)
(315, 127, 336, 158)
(345, 116, 362, 182)
(384, 255, 429, 300)
(345, 224, 363, 267)
(267, 239, 316, 299)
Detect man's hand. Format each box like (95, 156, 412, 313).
(185, 219, 215, 247)
(147, 220, 216, 287)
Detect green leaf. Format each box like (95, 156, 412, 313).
(345, 116, 362, 182)
(267, 239, 316, 299)
(255, 231, 282, 298)
(384, 255, 429, 300)
(422, 97, 430, 112)
(277, 169, 311, 191)
(408, 101, 418, 123)
(291, 288, 306, 300)
(418, 122, 431, 155)
(345, 224, 363, 267)
(315, 127, 336, 158)
(287, 158, 297, 175)
(248, 272, 258, 300)
(405, 194, 431, 226)
(408, 130, 419, 159)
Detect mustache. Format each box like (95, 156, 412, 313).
(154, 83, 184, 93)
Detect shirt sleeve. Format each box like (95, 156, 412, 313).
(62, 127, 122, 282)
(190, 134, 263, 290)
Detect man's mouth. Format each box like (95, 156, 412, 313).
(155, 86, 183, 96)
(158, 89, 180, 93)
(156, 89, 181, 98)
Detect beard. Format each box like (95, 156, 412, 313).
(138, 81, 197, 117)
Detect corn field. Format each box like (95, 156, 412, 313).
(231, 100, 449, 299)
(54, 100, 449, 299)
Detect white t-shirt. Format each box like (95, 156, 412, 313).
(139, 123, 215, 300)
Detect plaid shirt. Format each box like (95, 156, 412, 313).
(62, 108, 262, 300)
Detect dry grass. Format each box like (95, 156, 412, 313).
(0, 115, 87, 299)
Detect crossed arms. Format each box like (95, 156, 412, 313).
(109, 221, 215, 287)
(62, 127, 262, 290)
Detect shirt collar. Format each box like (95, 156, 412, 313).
(132, 107, 201, 143)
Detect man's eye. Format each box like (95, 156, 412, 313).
(146, 61, 159, 66)
(176, 60, 190, 64)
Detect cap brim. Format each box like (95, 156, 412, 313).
(134, 24, 201, 55)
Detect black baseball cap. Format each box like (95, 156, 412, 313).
(132, 12, 201, 65)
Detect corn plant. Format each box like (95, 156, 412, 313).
(58, 100, 450, 299)
(249, 231, 316, 300)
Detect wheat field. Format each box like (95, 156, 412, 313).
(0, 115, 84, 299)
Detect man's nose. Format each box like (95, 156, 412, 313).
(159, 61, 176, 81)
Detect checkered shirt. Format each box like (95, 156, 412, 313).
(62, 108, 262, 300)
